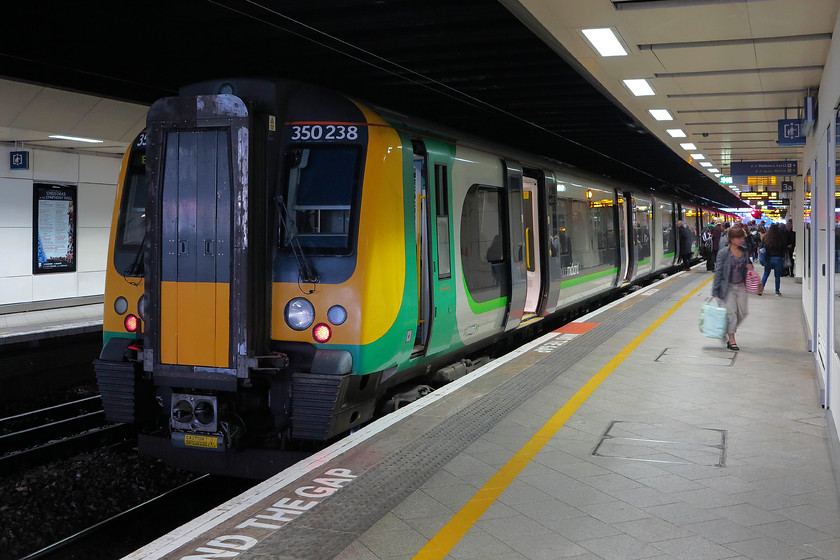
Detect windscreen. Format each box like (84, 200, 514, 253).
(114, 140, 147, 277)
(284, 147, 361, 254)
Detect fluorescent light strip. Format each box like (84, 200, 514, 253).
(666, 129, 686, 138)
(623, 79, 655, 96)
(709, 168, 720, 173)
(582, 28, 628, 57)
(648, 109, 673, 121)
(49, 134, 104, 143)
(680, 143, 697, 150)
(700, 162, 713, 167)
(691, 153, 706, 160)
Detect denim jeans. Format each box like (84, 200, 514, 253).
(761, 255, 784, 293)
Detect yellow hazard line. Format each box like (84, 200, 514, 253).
(413, 275, 714, 559)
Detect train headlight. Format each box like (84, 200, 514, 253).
(285, 298, 315, 331)
(327, 305, 347, 325)
(114, 296, 128, 315)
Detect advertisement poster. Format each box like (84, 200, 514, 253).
(33, 183, 76, 274)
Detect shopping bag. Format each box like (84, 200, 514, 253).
(745, 270, 760, 294)
(699, 297, 727, 339)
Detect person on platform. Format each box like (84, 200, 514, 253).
(705, 222, 723, 272)
(713, 225, 754, 351)
(783, 219, 796, 276)
(677, 220, 692, 271)
(759, 223, 785, 296)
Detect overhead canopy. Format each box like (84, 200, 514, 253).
(1, 0, 743, 206)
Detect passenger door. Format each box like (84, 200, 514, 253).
(424, 140, 457, 355)
(503, 161, 528, 331)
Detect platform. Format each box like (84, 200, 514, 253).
(0, 303, 103, 345)
(126, 267, 840, 560)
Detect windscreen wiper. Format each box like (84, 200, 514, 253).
(125, 232, 146, 278)
(276, 195, 320, 285)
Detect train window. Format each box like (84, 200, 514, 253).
(434, 163, 451, 279)
(284, 147, 361, 254)
(461, 184, 507, 303)
(113, 148, 147, 277)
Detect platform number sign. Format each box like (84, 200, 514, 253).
(10, 150, 29, 170)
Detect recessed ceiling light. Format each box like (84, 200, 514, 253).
(666, 129, 686, 138)
(581, 28, 628, 57)
(709, 168, 720, 173)
(700, 162, 713, 167)
(680, 143, 697, 150)
(691, 153, 706, 160)
(49, 134, 104, 144)
(623, 79, 655, 96)
(648, 109, 673, 121)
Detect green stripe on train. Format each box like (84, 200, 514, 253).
(462, 272, 507, 314)
(560, 267, 618, 288)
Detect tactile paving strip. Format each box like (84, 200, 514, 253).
(246, 280, 687, 559)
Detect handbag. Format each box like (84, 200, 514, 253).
(745, 270, 760, 294)
(699, 297, 727, 339)
(758, 247, 766, 266)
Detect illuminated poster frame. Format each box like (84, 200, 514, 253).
(33, 183, 76, 274)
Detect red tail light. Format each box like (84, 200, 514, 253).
(125, 314, 139, 333)
(312, 323, 332, 343)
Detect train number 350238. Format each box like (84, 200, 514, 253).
(290, 124, 359, 141)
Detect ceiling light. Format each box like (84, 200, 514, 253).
(581, 28, 628, 57)
(666, 129, 686, 138)
(648, 109, 673, 121)
(680, 143, 697, 150)
(623, 79, 655, 96)
(709, 168, 720, 173)
(691, 153, 706, 160)
(49, 135, 104, 144)
(700, 162, 713, 167)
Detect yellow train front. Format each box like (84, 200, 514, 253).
(95, 80, 435, 477)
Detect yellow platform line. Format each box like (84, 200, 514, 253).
(413, 275, 714, 559)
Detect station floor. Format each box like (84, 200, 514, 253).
(0, 303, 102, 344)
(320, 271, 840, 560)
(132, 266, 840, 560)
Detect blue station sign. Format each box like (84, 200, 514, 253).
(10, 150, 29, 170)
(731, 160, 798, 177)
(778, 119, 805, 146)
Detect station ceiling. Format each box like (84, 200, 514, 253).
(4, 1, 834, 208)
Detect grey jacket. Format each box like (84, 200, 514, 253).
(713, 246, 748, 300)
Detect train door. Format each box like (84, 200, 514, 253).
(423, 140, 457, 356)
(411, 141, 432, 356)
(523, 177, 542, 314)
(156, 128, 235, 369)
(503, 161, 528, 331)
(616, 191, 630, 285)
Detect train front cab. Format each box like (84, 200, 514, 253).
(95, 131, 148, 426)
(134, 82, 463, 474)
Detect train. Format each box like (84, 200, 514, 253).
(94, 79, 728, 478)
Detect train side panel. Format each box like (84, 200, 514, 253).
(451, 147, 509, 346)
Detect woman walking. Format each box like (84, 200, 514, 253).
(760, 223, 786, 296)
(713, 225, 754, 351)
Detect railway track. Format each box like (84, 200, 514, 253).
(20, 474, 254, 560)
(0, 396, 133, 475)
